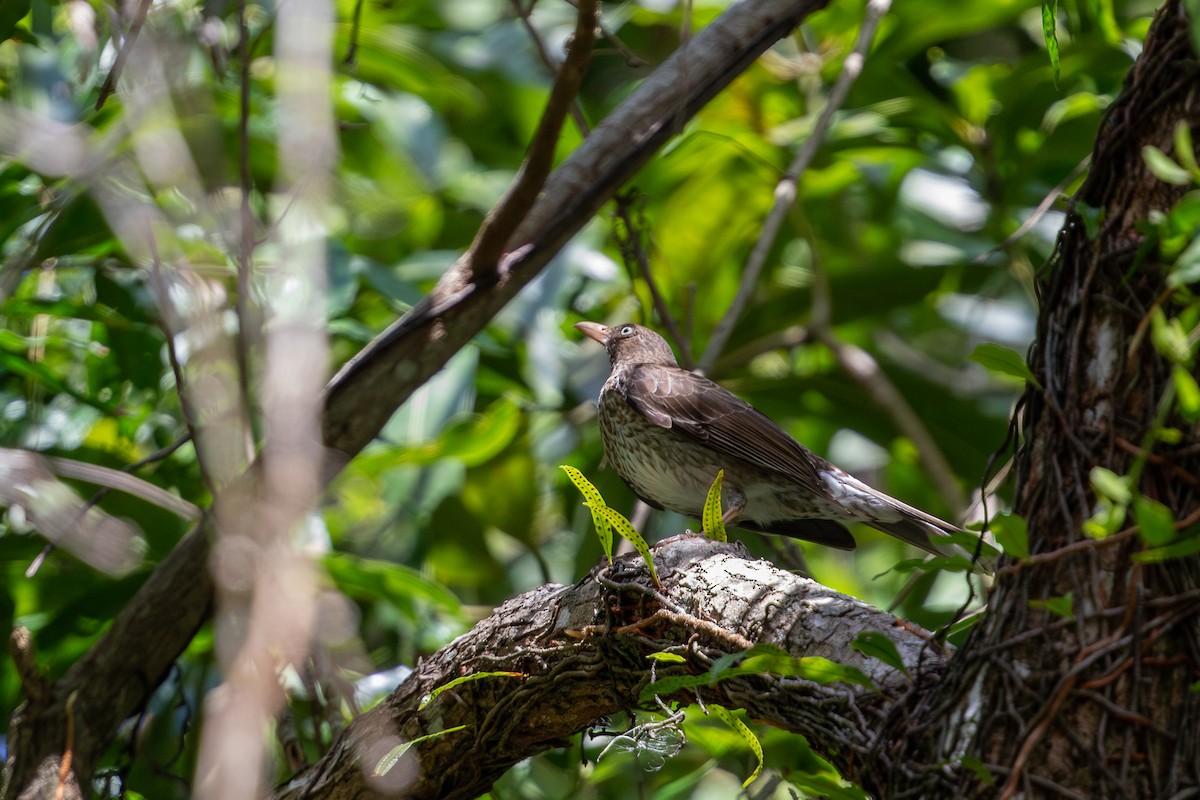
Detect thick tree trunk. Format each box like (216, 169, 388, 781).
(888, 4, 1200, 798)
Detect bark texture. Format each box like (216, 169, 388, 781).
(274, 537, 946, 800)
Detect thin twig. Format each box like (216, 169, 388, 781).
(511, 0, 591, 136)
(698, 0, 892, 373)
(972, 155, 1091, 265)
(95, 0, 154, 110)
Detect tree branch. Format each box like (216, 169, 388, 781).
(322, 0, 833, 460)
(275, 536, 944, 800)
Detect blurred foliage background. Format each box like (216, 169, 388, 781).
(0, 0, 1164, 796)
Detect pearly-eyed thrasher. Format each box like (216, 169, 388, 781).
(576, 321, 970, 557)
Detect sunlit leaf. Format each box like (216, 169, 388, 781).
(1173, 122, 1200, 181)
(600, 505, 659, 586)
(709, 705, 763, 789)
(1149, 308, 1192, 363)
(561, 465, 613, 563)
(419, 672, 523, 710)
(1143, 145, 1193, 186)
(701, 469, 727, 541)
(1173, 364, 1200, 422)
(373, 725, 469, 777)
(1090, 467, 1131, 505)
(1042, 0, 1061, 87)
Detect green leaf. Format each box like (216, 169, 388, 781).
(959, 755, 995, 786)
(1133, 495, 1177, 547)
(1143, 145, 1193, 186)
(0, 0, 28, 44)
(1174, 364, 1200, 422)
(709, 705, 763, 789)
(1041, 0, 1060, 87)
(392, 397, 522, 467)
(1133, 533, 1200, 564)
(372, 725, 468, 777)
(1169, 235, 1200, 288)
(1084, 500, 1127, 539)
(600, 505, 660, 586)
(323, 554, 464, 617)
(0, 0, 31, 49)
(638, 646, 874, 704)
(1173, 121, 1200, 182)
(851, 632, 910, 678)
(647, 652, 688, 663)
(780, 656, 875, 688)
(419, 671, 523, 710)
(1090, 466, 1131, 505)
(561, 465, 613, 564)
(702, 469, 727, 541)
(1029, 592, 1074, 619)
(968, 343, 1041, 390)
(989, 512, 1030, 560)
(1149, 308, 1192, 363)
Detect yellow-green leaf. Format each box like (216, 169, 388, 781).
(709, 705, 763, 789)
(1090, 466, 1131, 505)
(561, 465, 613, 564)
(647, 652, 687, 663)
(373, 725, 469, 777)
(1173, 121, 1200, 181)
(600, 505, 660, 586)
(702, 469, 727, 541)
(418, 671, 523, 710)
(1174, 364, 1200, 422)
(1041, 0, 1060, 87)
(1143, 145, 1193, 186)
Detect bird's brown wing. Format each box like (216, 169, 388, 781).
(624, 364, 826, 497)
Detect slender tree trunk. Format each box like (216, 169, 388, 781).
(881, 4, 1200, 797)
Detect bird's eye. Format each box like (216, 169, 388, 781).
(619, 325, 635, 336)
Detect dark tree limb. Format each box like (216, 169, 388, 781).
(2, 2, 833, 798)
(275, 536, 945, 800)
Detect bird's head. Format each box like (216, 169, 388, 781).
(574, 321, 679, 367)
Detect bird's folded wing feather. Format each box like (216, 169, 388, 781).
(625, 365, 826, 496)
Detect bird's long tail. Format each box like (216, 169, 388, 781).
(829, 469, 994, 572)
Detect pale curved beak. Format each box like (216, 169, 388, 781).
(574, 321, 609, 345)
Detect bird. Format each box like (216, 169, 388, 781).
(575, 320, 976, 560)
